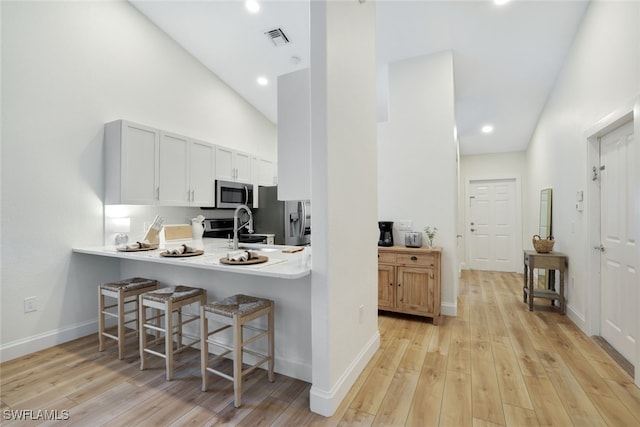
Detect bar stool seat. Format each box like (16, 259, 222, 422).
(201, 294, 274, 407)
(98, 277, 158, 360)
(139, 285, 206, 380)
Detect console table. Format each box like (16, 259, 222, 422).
(523, 250, 568, 314)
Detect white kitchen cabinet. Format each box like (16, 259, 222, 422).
(259, 158, 277, 186)
(251, 156, 278, 187)
(277, 68, 310, 200)
(105, 120, 160, 205)
(250, 155, 277, 208)
(160, 135, 215, 207)
(215, 146, 251, 184)
(189, 140, 215, 206)
(105, 120, 215, 207)
(158, 131, 190, 205)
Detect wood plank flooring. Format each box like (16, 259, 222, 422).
(1, 270, 639, 426)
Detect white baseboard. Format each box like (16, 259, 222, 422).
(566, 304, 587, 335)
(441, 301, 457, 317)
(309, 330, 380, 417)
(0, 318, 313, 382)
(0, 319, 98, 363)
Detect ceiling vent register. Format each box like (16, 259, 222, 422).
(264, 27, 290, 46)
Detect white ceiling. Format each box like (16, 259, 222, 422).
(131, 0, 589, 155)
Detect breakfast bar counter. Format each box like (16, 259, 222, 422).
(73, 238, 311, 279)
(73, 238, 313, 382)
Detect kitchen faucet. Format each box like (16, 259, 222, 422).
(232, 204, 254, 250)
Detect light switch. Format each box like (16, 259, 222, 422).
(397, 220, 413, 231)
(576, 190, 583, 201)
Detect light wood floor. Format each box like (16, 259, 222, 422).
(1, 270, 639, 426)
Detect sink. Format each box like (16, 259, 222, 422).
(239, 245, 279, 253)
(214, 244, 279, 253)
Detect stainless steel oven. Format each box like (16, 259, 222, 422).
(215, 180, 253, 209)
(202, 218, 268, 244)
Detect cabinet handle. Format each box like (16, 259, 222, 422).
(191, 190, 195, 201)
(389, 283, 393, 286)
(411, 256, 418, 261)
(187, 190, 190, 201)
(156, 187, 160, 200)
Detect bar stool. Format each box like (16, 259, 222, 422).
(139, 285, 206, 380)
(98, 277, 158, 359)
(200, 294, 275, 407)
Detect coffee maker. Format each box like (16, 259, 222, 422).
(378, 221, 394, 247)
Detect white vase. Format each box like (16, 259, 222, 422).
(191, 222, 204, 240)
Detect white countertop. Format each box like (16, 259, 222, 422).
(73, 238, 311, 279)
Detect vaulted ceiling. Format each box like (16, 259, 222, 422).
(131, 0, 589, 155)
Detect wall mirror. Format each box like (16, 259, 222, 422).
(539, 188, 552, 239)
(538, 188, 553, 287)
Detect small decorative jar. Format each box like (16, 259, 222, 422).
(191, 215, 205, 240)
(404, 232, 422, 248)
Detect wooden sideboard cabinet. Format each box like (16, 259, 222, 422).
(378, 246, 442, 325)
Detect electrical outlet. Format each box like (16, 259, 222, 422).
(397, 220, 413, 231)
(24, 296, 37, 313)
(359, 305, 365, 324)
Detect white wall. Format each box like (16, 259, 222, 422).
(0, 1, 275, 360)
(309, 0, 380, 416)
(525, 1, 640, 384)
(378, 52, 459, 316)
(459, 152, 526, 269)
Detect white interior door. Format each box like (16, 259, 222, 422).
(468, 179, 517, 272)
(600, 119, 637, 362)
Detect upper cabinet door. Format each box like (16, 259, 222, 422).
(105, 119, 264, 207)
(234, 150, 252, 184)
(215, 146, 251, 183)
(215, 146, 235, 181)
(277, 68, 310, 200)
(259, 158, 277, 186)
(158, 131, 190, 205)
(190, 140, 215, 206)
(105, 120, 159, 205)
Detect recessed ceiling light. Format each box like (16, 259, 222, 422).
(245, 0, 260, 14)
(481, 125, 494, 134)
(494, 0, 511, 5)
(257, 76, 269, 86)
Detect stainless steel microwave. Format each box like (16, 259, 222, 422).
(215, 180, 254, 209)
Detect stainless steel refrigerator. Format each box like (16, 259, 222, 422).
(253, 186, 311, 246)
